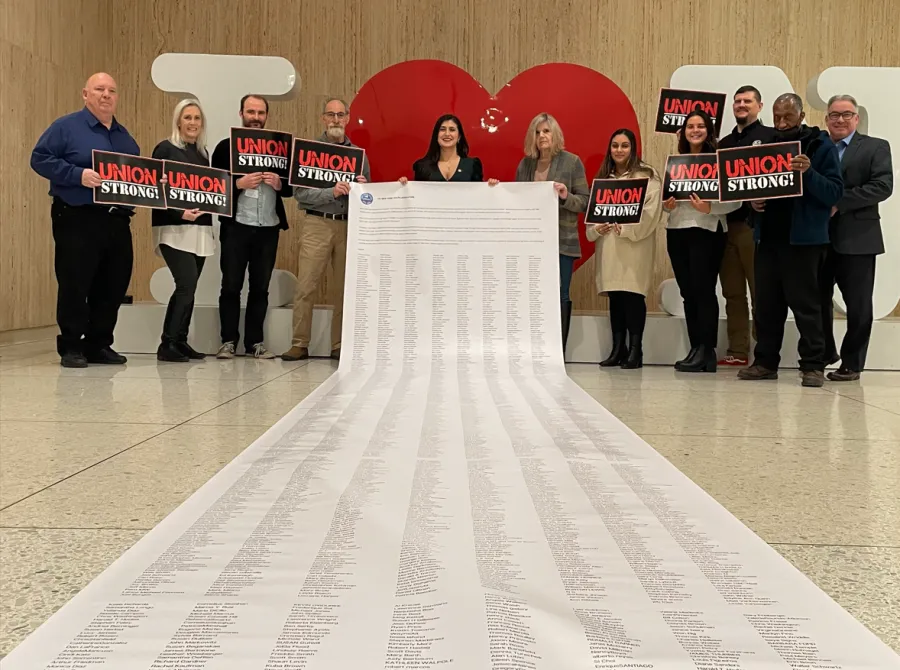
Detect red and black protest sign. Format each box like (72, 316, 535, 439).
(92, 150, 166, 209)
(585, 178, 649, 225)
(662, 154, 720, 201)
(717, 141, 802, 202)
(229, 127, 293, 180)
(163, 160, 233, 215)
(289, 138, 365, 189)
(655, 88, 727, 135)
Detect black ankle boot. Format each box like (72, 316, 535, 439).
(176, 341, 206, 360)
(157, 340, 189, 362)
(621, 342, 643, 369)
(677, 345, 717, 373)
(600, 332, 627, 367)
(675, 346, 700, 369)
(561, 300, 573, 355)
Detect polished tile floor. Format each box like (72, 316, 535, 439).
(1, 328, 898, 657)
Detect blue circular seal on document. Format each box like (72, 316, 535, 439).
(360, 192, 373, 205)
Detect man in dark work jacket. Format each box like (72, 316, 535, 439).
(739, 93, 843, 388)
(30, 72, 139, 368)
(821, 94, 894, 380)
(717, 85, 777, 367)
(211, 94, 293, 360)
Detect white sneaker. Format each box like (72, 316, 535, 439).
(250, 343, 276, 359)
(216, 342, 236, 359)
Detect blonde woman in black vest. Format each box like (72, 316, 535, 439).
(151, 98, 214, 362)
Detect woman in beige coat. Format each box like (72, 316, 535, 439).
(587, 128, 663, 369)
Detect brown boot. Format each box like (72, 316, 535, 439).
(281, 346, 309, 361)
(738, 364, 778, 380)
(801, 370, 825, 388)
(826, 368, 860, 382)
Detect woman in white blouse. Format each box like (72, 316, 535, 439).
(663, 110, 740, 372)
(151, 98, 215, 362)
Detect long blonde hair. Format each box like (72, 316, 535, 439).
(524, 113, 565, 159)
(170, 98, 208, 157)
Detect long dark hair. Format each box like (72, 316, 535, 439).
(424, 114, 470, 164)
(595, 128, 648, 178)
(677, 110, 718, 154)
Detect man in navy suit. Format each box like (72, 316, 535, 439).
(821, 94, 894, 380)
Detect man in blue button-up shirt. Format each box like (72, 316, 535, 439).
(31, 72, 140, 368)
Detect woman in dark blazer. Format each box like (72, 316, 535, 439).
(514, 113, 589, 352)
(399, 114, 498, 184)
(151, 98, 213, 363)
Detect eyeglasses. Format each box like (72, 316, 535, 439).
(323, 112, 347, 120)
(827, 111, 857, 121)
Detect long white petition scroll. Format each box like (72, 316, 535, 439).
(5, 182, 898, 668)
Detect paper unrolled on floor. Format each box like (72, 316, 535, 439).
(5, 181, 898, 669)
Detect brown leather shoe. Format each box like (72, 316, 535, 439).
(737, 364, 778, 380)
(281, 346, 309, 361)
(801, 370, 825, 387)
(827, 368, 860, 382)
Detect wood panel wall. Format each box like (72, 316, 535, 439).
(0, 0, 111, 330)
(4, 0, 899, 330)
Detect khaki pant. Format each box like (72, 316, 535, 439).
(719, 221, 756, 357)
(291, 213, 347, 350)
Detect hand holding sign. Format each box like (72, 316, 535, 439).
(791, 154, 811, 174)
(262, 172, 281, 189)
(181, 208, 202, 221)
(82, 169, 103, 188)
(333, 182, 351, 198)
(688, 193, 712, 214)
(236, 172, 264, 190)
(553, 182, 568, 199)
(663, 197, 677, 211)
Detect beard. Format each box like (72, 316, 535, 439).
(326, 125, 345, 142)
(244, 120, 264, 128)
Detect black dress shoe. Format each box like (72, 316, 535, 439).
(676, 345, 717, 373)
(157, 342, 189, 363)
(176, 341, 206, 360)
(330, 349, 341, 361)
(60, 352, 89, 368)
(85, 347, 127, 365)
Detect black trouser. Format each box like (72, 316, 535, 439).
(159, 244, 206, 343)
(753, 241, 828, 372)
(218, 223, 280, 349)
(667, 226, 726, 349)
(608, 291, 647, 343)
(51, 199, 133, 356)
(821, 249, 876, 372)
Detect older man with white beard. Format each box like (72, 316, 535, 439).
(282, 98, 371, 361)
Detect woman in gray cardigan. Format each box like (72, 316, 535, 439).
(515, 113, 590, 351)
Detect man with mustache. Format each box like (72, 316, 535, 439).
(212, 94, 293, 360)
(716, 85, 775, 367)
(282, 98, 371, 362)
(739, 93, 844, 387)
(30, 72, 140, 368)
(820, 94, 893, 381)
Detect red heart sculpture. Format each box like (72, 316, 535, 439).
(348, 59, 641, 269)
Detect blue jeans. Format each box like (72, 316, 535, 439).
(559, 254, 575, 302)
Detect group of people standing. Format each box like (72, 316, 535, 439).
(31, 74, 892, 386)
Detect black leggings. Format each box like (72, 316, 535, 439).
(159, 244, 206, 343)
(667, 227, 726, 348)
(608, 291, 647, 342)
